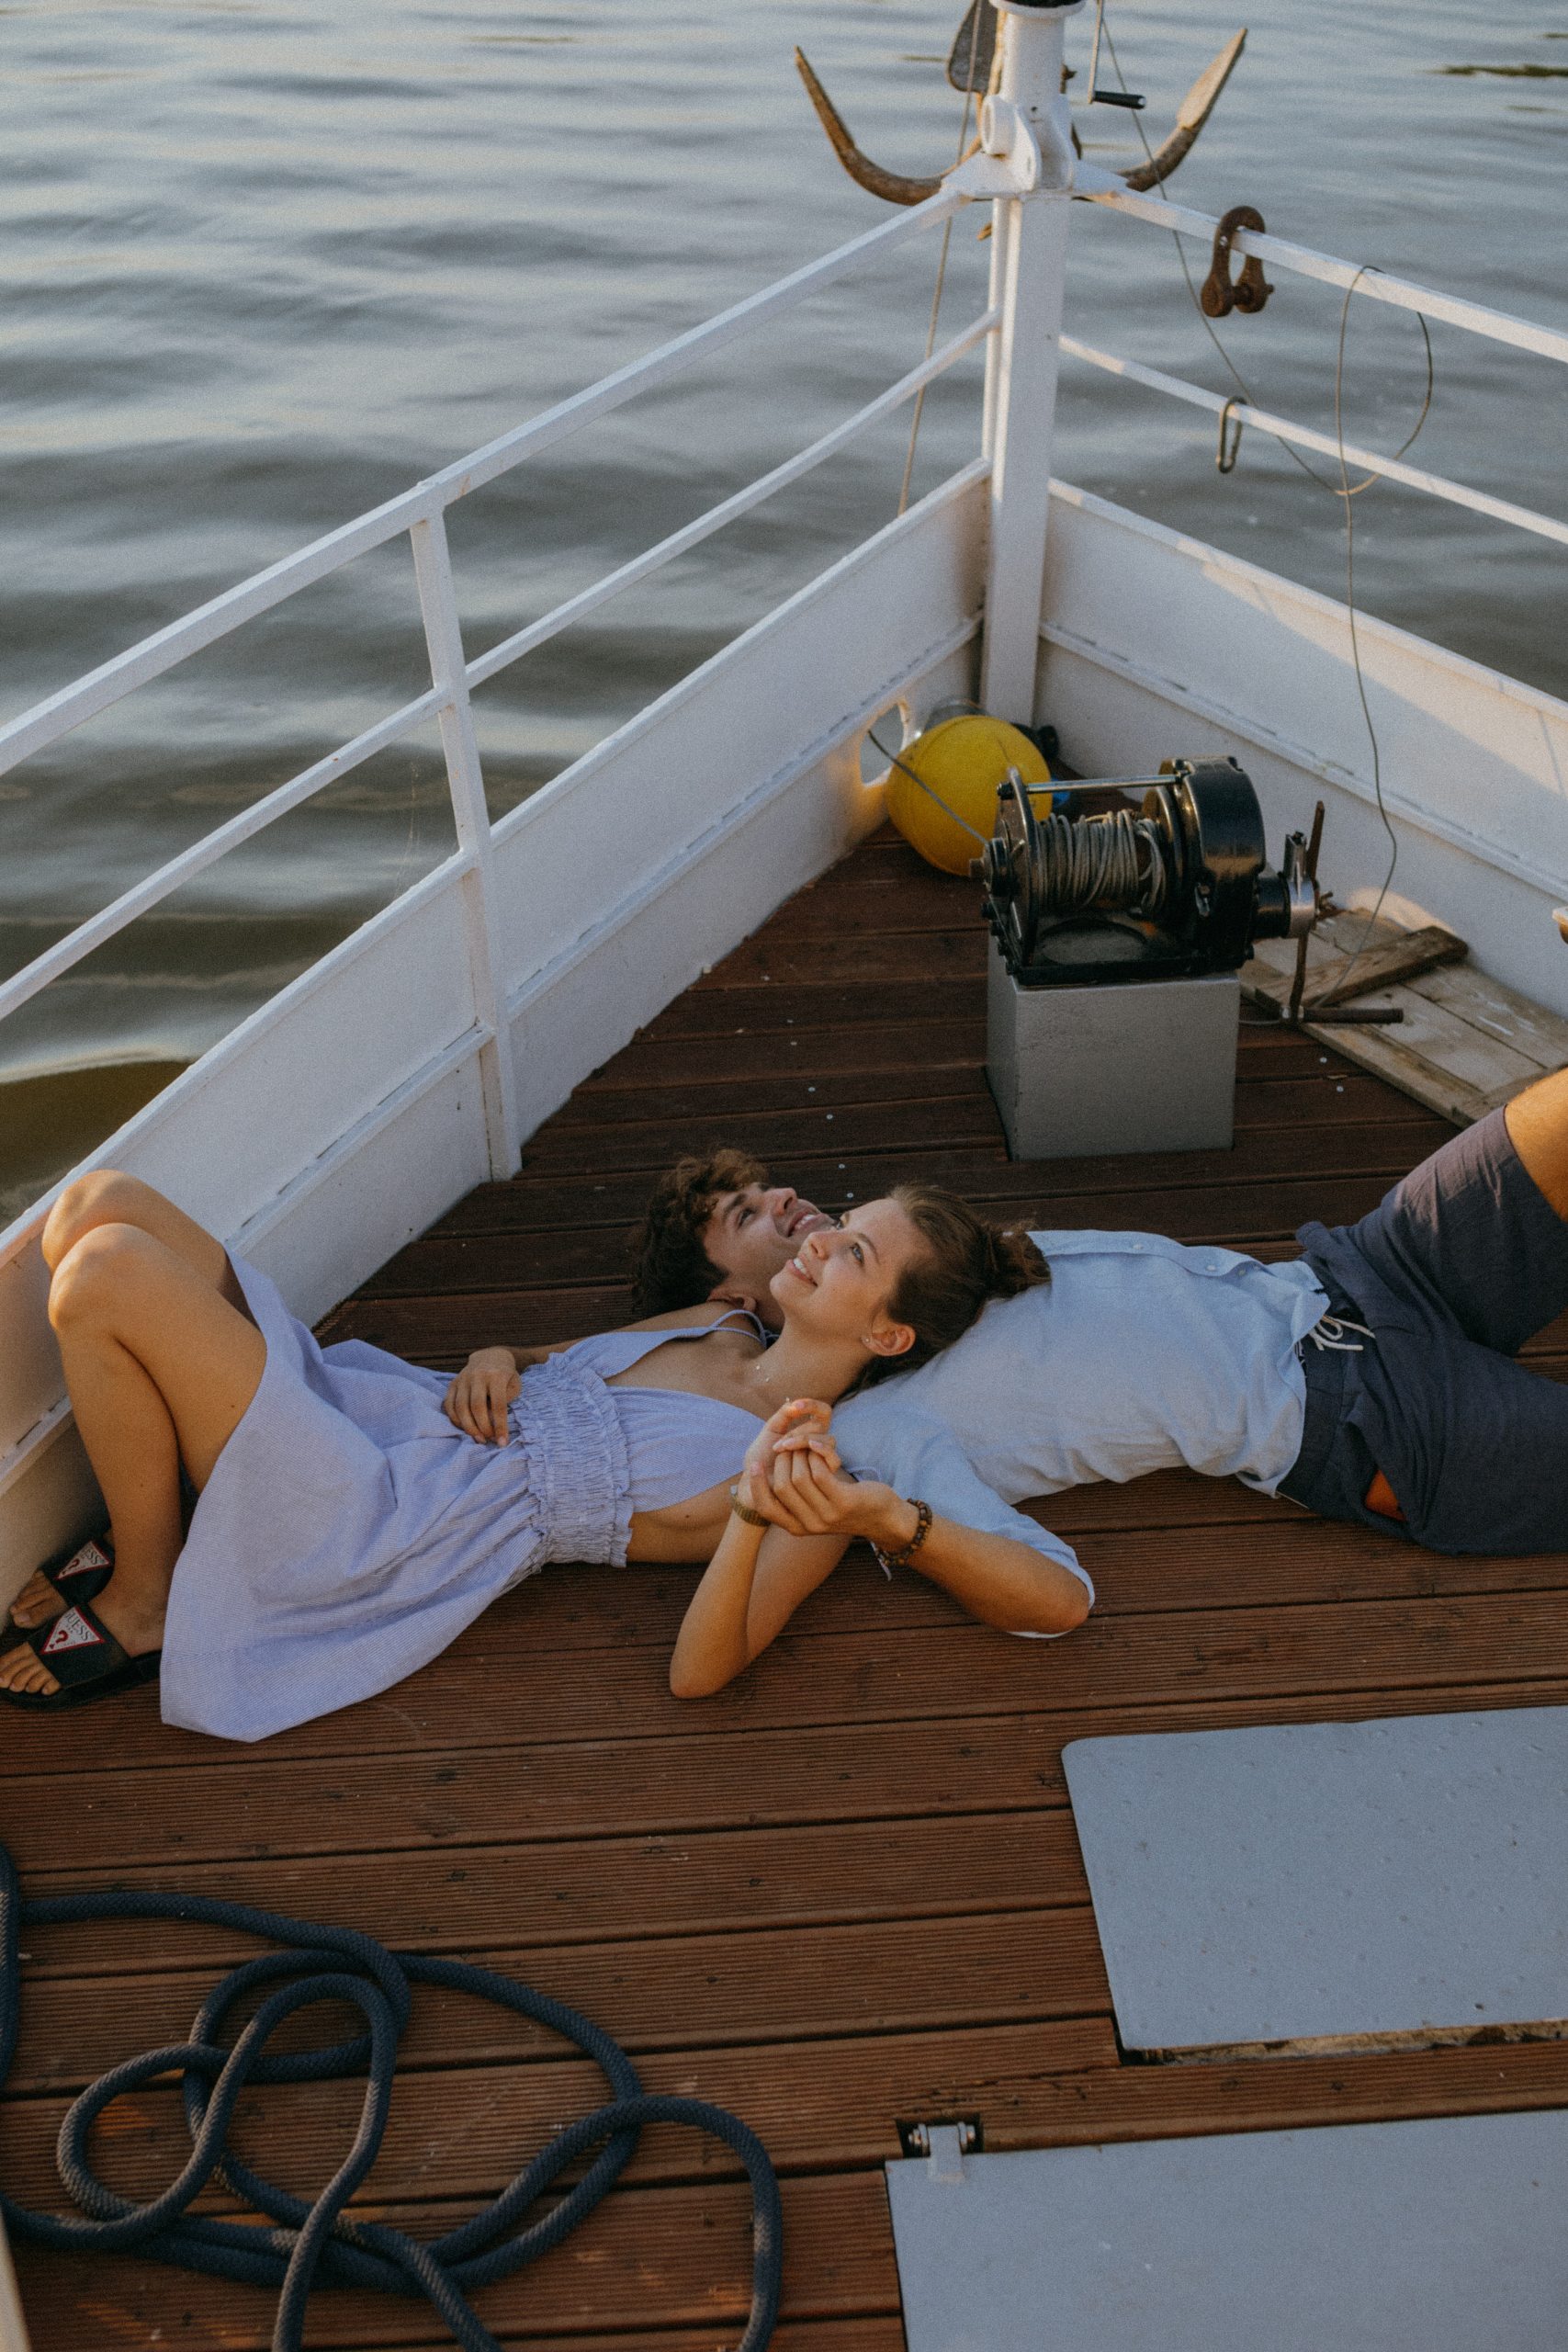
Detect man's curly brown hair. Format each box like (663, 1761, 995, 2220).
(627, 1148, 771, 1317)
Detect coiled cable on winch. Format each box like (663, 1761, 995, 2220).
(976, 757, 1315, 984)
(0, 1841, 783, 2352)
(1032, 806, 1168, 919)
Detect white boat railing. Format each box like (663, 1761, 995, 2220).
(4, 0, 1566, 1569)
(8, 141, 1562, 1051)
(1084, 184, 1568, 369)
(0, 187, 966, 783)
(1060, 184, 1568, 552)
(0, 297, 996, 1040)
(1057, 334, 1568, 551)
(0, 187, 977, 1201)
(4, 166, 1562, 1159)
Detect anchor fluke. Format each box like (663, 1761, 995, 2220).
(794, 23, 1247, 207)
(793, 48, 956, 208)
(1121, 29, 1247, 192)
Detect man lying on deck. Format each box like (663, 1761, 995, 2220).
(629, 1073, 1568, 1559)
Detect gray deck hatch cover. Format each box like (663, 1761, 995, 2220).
(1062, 1708, 1568, 2052)
(886, 2109, 1568, 2350)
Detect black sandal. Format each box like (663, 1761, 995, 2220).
(6, 1532, 114, 1635)
(0, 1594, 160, 1711)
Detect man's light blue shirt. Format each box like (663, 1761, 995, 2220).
(834, 1228, 1331, 1505)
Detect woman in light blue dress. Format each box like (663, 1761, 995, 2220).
(0, 1171, 1090, 1736)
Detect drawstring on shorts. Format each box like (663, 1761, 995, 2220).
(1280, 1299, 1381, 1515)
(1301, 1312, 1376, 1356)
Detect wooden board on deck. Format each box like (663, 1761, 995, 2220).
(9, 828, 1568, 2352)
(1243, 910, 1568, 1125)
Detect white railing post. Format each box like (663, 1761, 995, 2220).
(979, 0, 1085, 723)
(980, 184, 1014, 469)
(410, 513, 522, 1181)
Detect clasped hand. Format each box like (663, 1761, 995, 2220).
(732, 1397, 899, 1543)
(444, 1347, 519, 1444)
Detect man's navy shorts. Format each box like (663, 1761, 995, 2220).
(1280, 1106, 1568, 1554)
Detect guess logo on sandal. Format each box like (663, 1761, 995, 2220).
(42, 1609, 104, 1657)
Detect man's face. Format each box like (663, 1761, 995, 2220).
(701, 1183, 834, 1306)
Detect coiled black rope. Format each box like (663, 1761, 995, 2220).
(0, 1842, 781, 2352)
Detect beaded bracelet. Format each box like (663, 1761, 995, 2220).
(874, 1497, 932, 1572)
(729, 1486, 772, 1529)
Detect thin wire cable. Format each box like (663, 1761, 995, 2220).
(865, 720, 991, 842)
(1322, 265, 1401, 1002)
(865, 722, 1168, 928)
(897, 17, 984, 515)
(885, 17, 1418, 984)
(1100, 19, 1434, 498)
(1100, 7, 1413, 1007)
(1035, 808, 1168, 916)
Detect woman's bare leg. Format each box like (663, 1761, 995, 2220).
(0, 1223, 265, 1696)
(10, 1174, 252, 1630)
(41, 1169, 245, 1302)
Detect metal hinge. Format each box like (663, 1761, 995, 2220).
(897, 2116, 984, 2181)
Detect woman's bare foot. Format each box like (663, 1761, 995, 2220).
(0, 1577, 164, 1700)
(6, 1534, 114, 1628)
(8, 1570, 62, 1628)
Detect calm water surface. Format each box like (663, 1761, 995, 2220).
(2, 0, 1564, 1220)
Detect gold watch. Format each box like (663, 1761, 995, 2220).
(729, 1485, 771, 1528)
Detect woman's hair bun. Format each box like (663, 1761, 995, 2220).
(856, 1186, 1050, 1387)
(984, 1224, 1049, 1296)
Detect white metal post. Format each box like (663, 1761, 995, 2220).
(410, 513, 523, 1180)
(980, 182, 1013, 468)
(979, 0, 1085, 723)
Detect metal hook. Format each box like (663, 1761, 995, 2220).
(1216, 397, 1244, 474)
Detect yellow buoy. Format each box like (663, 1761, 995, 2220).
(884, 714, 1050, 876)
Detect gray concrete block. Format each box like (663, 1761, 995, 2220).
(987, 944, 1238, 1159)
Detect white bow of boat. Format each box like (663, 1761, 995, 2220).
(1, 0, 1564, 1578)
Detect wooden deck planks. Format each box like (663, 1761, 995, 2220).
(10, 1563, 1568, 1798)
(10, 826, 1568, 2349)
(19, 2177, 901, 2350)
(5, 1910, 1112, 2094)
(15, 2022, 1568, 2221)
(1245, 908, 1568, 1125)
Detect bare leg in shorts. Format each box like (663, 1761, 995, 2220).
(1358, 1069, 1568, 1521)
(0, 1173, 265, 1698)
(1505, 1065, 1568, 1220)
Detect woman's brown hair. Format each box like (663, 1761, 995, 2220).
(860, 1183, 1048, 1387)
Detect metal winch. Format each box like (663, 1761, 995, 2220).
(976, 756, 1321, 1160)
(972, 756, 1317, 988)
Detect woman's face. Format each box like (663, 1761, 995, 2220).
(768, 1196, 924, 1355)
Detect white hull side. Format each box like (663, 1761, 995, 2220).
(1037, 482, 1568, 1021)
(0, 469, 987, 1595)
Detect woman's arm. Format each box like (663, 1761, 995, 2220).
(667, 1511, 849, 1698)
(669, 1400, 851, 1697)
(445, 1302, 749, 1443)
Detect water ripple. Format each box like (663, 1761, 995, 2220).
(0, 0, 1564, 1208)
